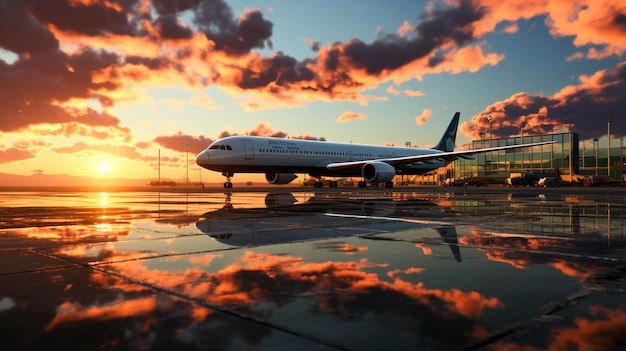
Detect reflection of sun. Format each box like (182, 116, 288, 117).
(99, 163, 110, 172)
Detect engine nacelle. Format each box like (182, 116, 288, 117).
(362, 162, 396, 183)
(265, 172, 298, 185)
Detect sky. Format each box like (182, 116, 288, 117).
(1, 0, 625, 184)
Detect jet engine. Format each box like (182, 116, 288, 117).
(362, 162, 396, 183)
(265, 172, 298, 185)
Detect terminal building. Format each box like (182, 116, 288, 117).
(414, 132, 625, 186)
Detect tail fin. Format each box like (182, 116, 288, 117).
(433, 112, 460, 152)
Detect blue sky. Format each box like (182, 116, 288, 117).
(0, 0, 624, 182)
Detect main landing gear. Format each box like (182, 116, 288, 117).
(222, 172, 234, 188)
(310, 176, 338, 188)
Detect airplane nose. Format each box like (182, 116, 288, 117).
(195, 150, 209, 168)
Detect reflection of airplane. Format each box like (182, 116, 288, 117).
(196, 193, 462, 262)
(196, 112, 554, 188)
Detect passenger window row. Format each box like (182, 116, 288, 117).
(258, 148, 372, 158)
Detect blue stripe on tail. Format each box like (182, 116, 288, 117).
(433, 112, 460, 152)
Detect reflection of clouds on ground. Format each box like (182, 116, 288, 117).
(493, 304, 626, 350)
(461, 226, 615, 283)
(105, 250, 502, 324)
(48, 249, 503, 349)
(1, 189, 625, 350)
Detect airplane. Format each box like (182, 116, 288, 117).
(195, 112, 554, 188)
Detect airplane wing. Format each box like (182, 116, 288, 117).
(326, 140, 556, 171)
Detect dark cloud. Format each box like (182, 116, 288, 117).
(152, 0, 201, 15)
(28, 0, 143, 37)
(310, 40, 320, 52)
(0, 0, 58, 57)
(236, 53, 316, 90)
(0, 47, 127, 133)
(194, 1, 273, 56)
(215, 1, 488, 100)
(125, 55, 184, 72)
(337, 1, 484, 75)
(154, 15, 194, 40)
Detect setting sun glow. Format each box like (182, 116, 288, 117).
(99, 163, 110, 173)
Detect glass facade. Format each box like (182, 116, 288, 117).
(579, 138, 626, 179)
(454, 133, 578, 183)
(410, 133, 626, 186)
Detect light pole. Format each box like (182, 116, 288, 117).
(184, 144, 190, 184)
(487, 116, 492, 141)
(594, 138, 599, 176)
(619, 136, 624, 184)
(158, 148, 161, 185)
(608, 119, 612, 178)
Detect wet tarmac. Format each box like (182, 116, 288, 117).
(1, 186, 625, 350)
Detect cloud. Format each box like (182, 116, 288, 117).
(415, 109, 432, 125)
(0, 0, 522, 132)
(0, 146, 36, 164)
(460, 61, 626, 140)
(387, 85, 425, 97)
(153, 14, 194, 40)
(218, 122, 326, 140)
(1, 0, 625, 149)
(472, 0, 626, 60)
(189, 95, 224, 110)
(153, 132, 214, 154)
(337, 111, 368, 123)
(194, 3, 273, 56)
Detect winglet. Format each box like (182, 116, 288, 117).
(433, 112, 460, 152)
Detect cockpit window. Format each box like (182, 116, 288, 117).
(209, 144, 233, 151)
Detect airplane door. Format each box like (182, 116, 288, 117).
(243, 140, 254, 160)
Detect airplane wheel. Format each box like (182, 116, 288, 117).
(314, 181, 322, 188)
(385, 181, 394, 188)
(224, 182, 232, 188)
(329, 181, 338, 188)
(357, 181, 367, 188)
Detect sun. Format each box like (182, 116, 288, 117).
(99, 163, 111, 173)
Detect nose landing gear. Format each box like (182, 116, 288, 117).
(222, 172, 234, 188)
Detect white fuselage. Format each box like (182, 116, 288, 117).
(195, 135, 447, 177)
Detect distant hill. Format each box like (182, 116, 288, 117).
(0, 172, 150, 187)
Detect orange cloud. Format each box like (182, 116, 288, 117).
(415, 109, 432, 125)
(472, 0, 626, 60)
(386, 85, 425, 97)
(460, 61, 626, 140)
(337, 111, 368, 123)
(3, 0, 624, 150)
(46, 298, 158, 331)
(0, 146, 36, 164)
